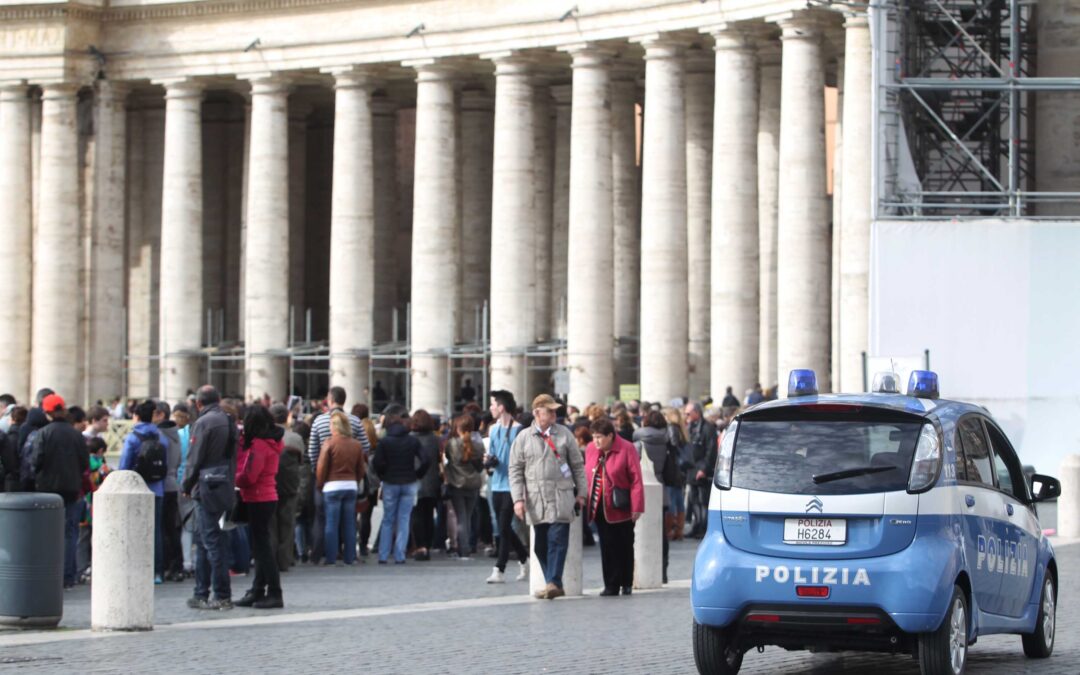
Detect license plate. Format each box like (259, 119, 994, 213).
(783, 518, 847, 546)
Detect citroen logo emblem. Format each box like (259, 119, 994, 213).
(806, 497, 823, 514)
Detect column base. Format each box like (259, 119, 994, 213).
(633, 481, 664, 589)
(246, 352, 289, 402)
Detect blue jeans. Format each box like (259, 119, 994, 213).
(533, 522, 570, 588)
(666, 486, 686, 514)
(193, 501, 231, 601)
(63, 499, 85, 587)
(323, 489, 358, 565)
(379, 482, 418, 562)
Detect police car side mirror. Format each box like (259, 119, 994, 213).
(1030, 473, 1061, 503)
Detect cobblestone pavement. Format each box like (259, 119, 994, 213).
(0, 533, 1076, 673)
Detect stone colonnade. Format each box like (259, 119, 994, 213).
(0, 11, 876, 414)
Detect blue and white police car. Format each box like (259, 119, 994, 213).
(691, 369, 1061, 675)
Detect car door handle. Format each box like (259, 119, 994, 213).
(965, 495, 976, 508)
(1006, 503, 1014, 516)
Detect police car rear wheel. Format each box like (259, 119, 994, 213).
(918, 586, 967, 675)
(1022, 574, 1056, 658)
(692, 620, 743, 675)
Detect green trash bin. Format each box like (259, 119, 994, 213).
(0, 492, 65, 627)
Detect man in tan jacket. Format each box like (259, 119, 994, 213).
(509, 394, 587, 599)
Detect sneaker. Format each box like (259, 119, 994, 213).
(186, 597, 211, 610)
(209, 598, 234, 611)
(516, 561, 528, 581)
(486, 567, 505, 584)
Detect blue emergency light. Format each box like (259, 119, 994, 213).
(872, 371, 901, 394)
(907, 370, 940, 399)
(787, 369, 818, 398)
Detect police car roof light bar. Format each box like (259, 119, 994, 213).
(872, 371, 901, 394)
(787, 369, 819, 398)
(907, 370, 940, 399)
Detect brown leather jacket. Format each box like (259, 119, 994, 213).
(316, 435, 367, 490)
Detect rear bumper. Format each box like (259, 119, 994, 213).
(691, 527, 960, 635)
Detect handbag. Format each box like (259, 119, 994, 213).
(602, 456, 632, 510)
(229, 489, 249, 524)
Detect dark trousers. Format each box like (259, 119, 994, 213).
(312, 488, 326, 562)
(271, 493, 299, 570)
(448, 488, 478, 555)
(359, 489, 377, 554)
(493, 492, 527, 572)
(248, 500, 281, 596)
(688, 483, 710, 536)
(412, 496, 437, 551)
(595, 507, 635, 591)
(193, 501, 231, 601)
(163, 491, 183, 575)
(63, 499, 84, 587)
(533, 522, 570, 588)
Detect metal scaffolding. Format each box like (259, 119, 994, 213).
(874, 0, 1080, 217)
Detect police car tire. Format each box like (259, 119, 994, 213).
(918, 586, 967, 675)
(692, 621, 742, 675)
(1021, 574, 1055, 658)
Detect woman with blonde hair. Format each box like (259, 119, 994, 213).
(444, 415, 484, 560)
(661, 406, 689, 540)
(315, 411, 366, 565)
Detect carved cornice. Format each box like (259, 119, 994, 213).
(103, 0, 359, 23)
(0, 3, 101, 22)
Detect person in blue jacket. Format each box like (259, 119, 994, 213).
(119, 399, 168, 584)
(483, 390, 528, 584)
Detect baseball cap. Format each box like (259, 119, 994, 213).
(42, 393, 65, 414)
(531, 394, 560, 411)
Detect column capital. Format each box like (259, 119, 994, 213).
(550, 83, 573, 106)
(38, 82, 81, 100)
(403, 59, 458, 83)
(157, 78, 204, 101)
(481, 51, 533, 77)
(95, 79, 131, 104)
(322, 65, 381, 90)
(460, 87, 493, 111)
(630, 34, 688, 60)
(843, 11, 870, 29)
(703, 23, 766, 52)
(766, 10, 829, 40)
(241, 73, 294, 97)
(0, 81, 30, 101)
(558, 43, 615, 70)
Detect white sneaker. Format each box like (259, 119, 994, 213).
(486, 567, 506, 584)
(516, 561, 528, 581)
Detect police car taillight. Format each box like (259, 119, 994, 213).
(787, 369, 818, 398)
(872, 371, 901, 394)
(907, 423, 941, 493)
(796, 586, 830, 598)
(713, 420, 738, 490)
(907, 370, 940, 399)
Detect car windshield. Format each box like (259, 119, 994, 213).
(731, 417, 924, 495)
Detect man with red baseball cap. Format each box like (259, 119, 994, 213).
(33, 393, 90, 589)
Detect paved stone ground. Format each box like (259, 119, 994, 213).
(0, 510, 1075, 674)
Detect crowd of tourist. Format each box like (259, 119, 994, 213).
(0, 380, 758, 607)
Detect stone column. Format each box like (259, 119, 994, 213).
(564, 45, 615, 407)
(550, 84, 572, 341)
(1035, 0, 1080, 217)
(288, 101, 310, 346)
(638, 36, 689, 403)
(459, 89, 494, 345)
(840, 13, 872, 393)
(774, 14, 831, 393)
(831, 56, 844, 391)
(244, 75, 292, 401)
(408, 61, 459, 414)
(158, 79, 204, 401)
(610, 66, 640, 388)
(685, 47, 714, 401)
(326, 68, 376, 407)
(372, 96, 401, 345)
(757, 41, 782, 391)
(532, 79, 554, 344)
(0, 84, 33, 402)
(709, 27, 760, 402)
(32, 83, 82, 399)
(86, 82, 128, 403)
(487, 54, 536, 399)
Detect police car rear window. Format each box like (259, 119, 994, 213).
(731, 418, 923, 495)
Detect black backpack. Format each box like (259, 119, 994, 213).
(133, 431, 168, 483)
(662, 441, 686, 487)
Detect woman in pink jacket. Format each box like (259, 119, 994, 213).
(585, 417, 645, 596)
(235, 405, 284, 609)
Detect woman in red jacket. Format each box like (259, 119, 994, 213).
(585, 417, 645, 596)
(235, 405, 284, 609)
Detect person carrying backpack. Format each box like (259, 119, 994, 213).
(119, 399, 169, 584)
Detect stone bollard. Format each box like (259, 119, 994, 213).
(92, 470, 155, 631)
(1057, 455, 1080, 538)
(634, 453, 664, 589)
(529, 516, 583, 597)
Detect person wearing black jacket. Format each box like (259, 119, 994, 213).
(683, 401, 717, 539)
(372, 407, 429, 564)
(33, 394, 90, 589)
(181, 385, 237, 610)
